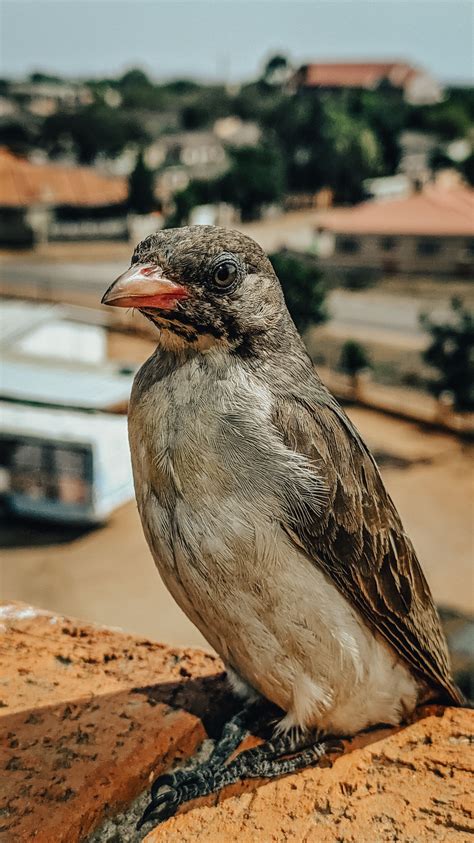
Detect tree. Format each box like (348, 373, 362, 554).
(339, 340, 371, 378)
(219, 144, 285, 220)
(117, 67, 166, 110)
(128, 151, 156, 214)
(262, 54, 291, 86)
(29, 71, 62, 84)
(269, 250, 327, 334)
(166, 179, 221, 227)
(408, 97, 472, 142)
(1, 121, 37, 155)
(41, 104, 149, 163)
(264, 92, 382, 201)
(460, 151, 474, 186)
(420, 298, 474, 411)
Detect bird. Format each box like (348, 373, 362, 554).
(101, 225, 462, 827)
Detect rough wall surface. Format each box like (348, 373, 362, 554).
(144, 707, 473, 843)
(1, 602, 472, 843)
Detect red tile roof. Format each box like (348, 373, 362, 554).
(0, 148, 127, 208)
(322, 185, 474, 237)
(299, 61, 420, 90)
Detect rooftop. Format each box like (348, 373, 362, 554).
(0, 300, 134, 411)
(0, 357, 134, 411)
(0, 148, 127, 208)
(321, 184, 474, 237)
(297, 60, 423, 90)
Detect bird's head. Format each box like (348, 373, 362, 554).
(101, 226, 291, 355)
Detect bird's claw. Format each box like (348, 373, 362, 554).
(137, 766, 212, 830)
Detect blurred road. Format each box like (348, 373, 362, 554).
(0, 257, 441, 347)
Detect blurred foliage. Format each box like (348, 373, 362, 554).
(166, 178, 220, 227)
(342, 267, 379, 290)
(28, 71, 62, 84)
(408, 97, 472, 141)
(261, 54, 291, 86)
(460, 152, 474, 186)
(219, 144, 285, 220)
(41, 103, 149, 163)
(128, 150, 156, 214)
(269, 250, 327, 334)
(0, 121, 38, 155)
(420, 298, 474, 411)
(169, 143, 285, 224)
(180, 86, 234, 130)
(339, 340, 371, 377)
(261, 91, 383, 202)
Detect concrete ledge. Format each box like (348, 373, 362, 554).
(1, 602, 472, 842)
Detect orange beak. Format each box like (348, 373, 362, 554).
(101, 264, 188, 309)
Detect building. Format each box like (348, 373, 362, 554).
(9, 80, 93, 115)
(0, 148, 128, 246)
(148, 131, 228, 206)
(292, 61, 442, 105)
(315, 182, 474, 276)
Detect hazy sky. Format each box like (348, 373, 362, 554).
(1, 0, 472, 83)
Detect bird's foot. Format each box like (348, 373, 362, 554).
(138, 706, 343, 830)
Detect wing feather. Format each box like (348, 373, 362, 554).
(272, 392, 462, 705)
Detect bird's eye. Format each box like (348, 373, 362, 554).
(213, 261, 238, 289)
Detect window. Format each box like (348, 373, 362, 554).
(10, 439, 91, 504)
(380, 236, 398, 252)
(417, 239, 441, 256)
(338, 237, 360, 254)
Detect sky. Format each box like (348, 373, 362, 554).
(1, 0, 472, 84)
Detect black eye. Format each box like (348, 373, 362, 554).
(213, 261, 238, 289)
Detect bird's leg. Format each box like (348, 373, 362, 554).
(137, 702, 260, 830)
(138, 707, 342, 830)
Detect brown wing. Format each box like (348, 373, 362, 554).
(272, 393, 462, 705)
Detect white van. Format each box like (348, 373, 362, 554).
(0, 402, 134, 524)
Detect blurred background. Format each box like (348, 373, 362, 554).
(0, 0, 472, 695)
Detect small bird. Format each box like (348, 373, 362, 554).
(102, 226, 462, 826)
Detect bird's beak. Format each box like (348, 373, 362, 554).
(101, 263, 188, 309)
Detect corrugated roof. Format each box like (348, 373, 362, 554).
(0, 148, 127, 208)
(321, 185, 474, 237)
(299, 61, 419, 90)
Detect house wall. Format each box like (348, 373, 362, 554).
(320, 233, 473, 276)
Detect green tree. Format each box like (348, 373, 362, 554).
(269, 250, 327, 333)
(219, 144, 285, 220)
(339, 340, 371, 377)
(128, 151, 156, 214)
(420, 298, 474, 411)
(264, 92, 382, 201)
(262, 54, 291, 86)
(1, 121, 37, 155)
(166, 178, 221, 227)
(408, 97, 472, 141)
(29, 71, 62, 84)
(41, 104, 148, 163)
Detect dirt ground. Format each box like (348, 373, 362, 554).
(1, 406, 472, 649)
